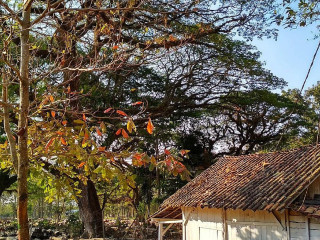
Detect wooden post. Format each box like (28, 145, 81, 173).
(182, 207, 186, 240)
(222, 208, 228, 240)
(158, 222, 163, 240)
(285, 209, 290, 240)
(306, 217, 310, 240)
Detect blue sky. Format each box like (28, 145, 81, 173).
(251, 24, 320, 93)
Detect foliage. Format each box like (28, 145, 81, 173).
(0, 169, 16, 197)
(276, 0, 320, 30)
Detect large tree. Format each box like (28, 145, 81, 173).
(0, 0, 280, 238)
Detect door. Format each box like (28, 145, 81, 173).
(200, 227, 223, 240)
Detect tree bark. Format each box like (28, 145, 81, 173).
(17, 2, 31, 240)
(76, 179, 103, 238)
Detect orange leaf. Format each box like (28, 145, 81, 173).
(98, 146, 106, 152)
(116, 128, 122, 135)
(132, 101, 143, 106)
(67, 85, 71, 93)
(122, 129, 129, 139)
(45, 137, 55, 152)
(96, 127, 102, 136)
(133, 153, 142, 160)
(112, 45, 119, 50)
(116, 110, 127, 117)
(56, 131, 63, 136)
(180, 149, 189, 156)
(84, 131, 89, 141)
(51, 111, 56, 118)
(147, 118, 154, 134)
(104, 108, 113, 113)
(164, 149, 170, 155)
(169, 35, 176, 42)
(49, 95, 54, 103)
(83, 114, 86, 122)
(78, 162, 86, 168)
(62, 120, 67, 126)
(60, 137, 67, 146)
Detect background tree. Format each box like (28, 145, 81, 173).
(0, 0, 284, 238)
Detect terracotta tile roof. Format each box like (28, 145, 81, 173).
(155, 145, 320, 216)
(290, 203, 320, 218)
(151, 206, 182, 219)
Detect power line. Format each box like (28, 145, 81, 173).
(300, 40, 320, 94)
(273, 40, 320, 149)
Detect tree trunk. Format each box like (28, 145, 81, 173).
(76, 179, 103, 238)
(17, 3, 31, 240)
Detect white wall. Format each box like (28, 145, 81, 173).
(182, 207, 320, 240)
(226, 209, 286, 240)
(183, 207, 289, 240)
(183, 207, 223, 240)
(288, 211, 320, 240)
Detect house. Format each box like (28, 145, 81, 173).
(152, 145, 320, 240)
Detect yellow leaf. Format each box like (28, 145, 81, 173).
(74, 119, 85, 125)
(127, 118, 136, 133)
(151, 156, 157, 165)
(100, 122, 107, 133)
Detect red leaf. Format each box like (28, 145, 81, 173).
(165, 158, 171, 167)
(176, 162, 185, 173)
(132, 101, 143, 106)
(116, 110, 127, 117)
(104, 108, 113, 113)
(98, 146, 106, 152)
(45, 138, 55, 153)
(147, 118, 154, 134)
(165, 149, 170, 155)
(122, 129, 129, 139)
(133, 153, 142, 160)
(96, 127, 102, 136)
(116, 128, 122, 135)
(60, 137, 67, 146)
(56, 131, 63, 136)
(112, 45, 119, 50)
(78, 162, 86, 168)
(84, 131, 89, 141)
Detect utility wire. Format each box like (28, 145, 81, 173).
(273, 40, 320, 149)
(300, 40, 320, 94)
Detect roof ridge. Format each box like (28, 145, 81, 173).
(222, 144, 319, 159)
